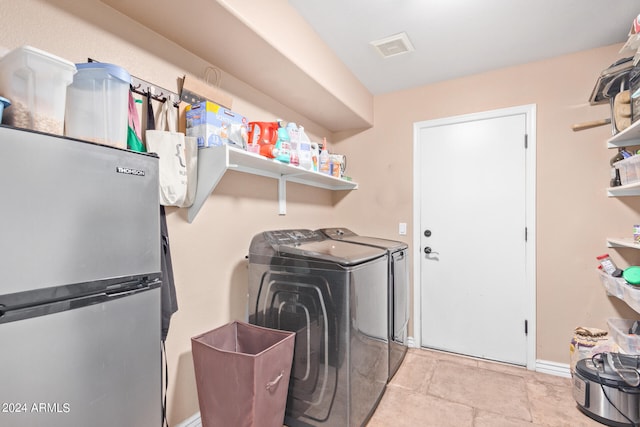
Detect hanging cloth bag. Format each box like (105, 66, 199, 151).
(127, 90, 146, 152)
(182, 124, 198, 208)
(146, 97, 188, 207)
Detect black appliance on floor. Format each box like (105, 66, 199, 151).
(317, 228, 409, 381)
(248, 229, 389, 427)
(573, 352, 640, 427)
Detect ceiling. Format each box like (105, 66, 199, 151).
(288, 0, 639, 95)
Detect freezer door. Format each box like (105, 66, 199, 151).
(0, 287, 161, 427)
(0, 127, 160, 294)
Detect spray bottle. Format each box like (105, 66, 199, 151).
(319, 137, 331, 175)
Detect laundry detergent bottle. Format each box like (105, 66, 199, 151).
(298, 126, 313, 170)
(275, 120, 291, 164)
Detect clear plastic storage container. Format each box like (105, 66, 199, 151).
(615, 155, 640, 186)
(597, 269, 626, 299)
(65, 63, 131, 149)
(0, 46, 76, 135)
(607, 318, 640, 354)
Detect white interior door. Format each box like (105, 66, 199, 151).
(414, 106, 535, 366)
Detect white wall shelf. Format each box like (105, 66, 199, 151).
(607, 181, 640, 196)
(187, 145, 358, 223)
(607, 237, 640, 249)
(607, 118, 640, 148)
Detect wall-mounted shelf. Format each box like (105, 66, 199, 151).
(607, 237, 640, 249)
(607, 181, 640, 197)
(607, 118, 640, 148)
(187, 145, 358, 223)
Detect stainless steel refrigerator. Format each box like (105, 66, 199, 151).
(0, 125, 162, 427)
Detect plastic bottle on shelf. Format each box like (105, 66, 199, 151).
(298, 126, 313, 170)
(310, 142, 320, 172)
(275, 120, 291, 164)
(319, 137, 331, 175)
(330, 154, 342, 178)
(286, 122, 299, 166)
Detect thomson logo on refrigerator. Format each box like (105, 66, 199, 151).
(116, 166, 145, 176)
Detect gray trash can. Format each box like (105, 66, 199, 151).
(191, 321, 295, 427)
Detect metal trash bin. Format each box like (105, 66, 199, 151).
(191, 321, 295, 427)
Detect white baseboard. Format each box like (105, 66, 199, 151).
(408, 338, 571, 378)
(175, 412, 201, 427)
(535, 359, 571, 378)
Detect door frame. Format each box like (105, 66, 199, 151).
(411, 104, 537, 370)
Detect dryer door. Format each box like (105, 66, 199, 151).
(253, 271, 338, 423)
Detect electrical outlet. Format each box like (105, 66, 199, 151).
(399, 222, 407, 235)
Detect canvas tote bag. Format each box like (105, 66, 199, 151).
(146, 97, 197, 207)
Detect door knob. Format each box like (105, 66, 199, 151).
(424, 247, 432, 254)
(424, 230, 432, 237)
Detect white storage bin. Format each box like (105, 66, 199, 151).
(622, 283, 640, 312)
(65, 63, 131, 149)
(615, 156, 640, 186)
(627, 156, 640, 184)
(597, 269, 626, 299)
(0, 46, 76, 135)
(607, 318, 640, 354)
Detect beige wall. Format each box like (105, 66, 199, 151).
(3, 0, 640, 424)
(333, 44, 640, 364)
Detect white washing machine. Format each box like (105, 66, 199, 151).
(248, 229, 388, 427)
(317, 228, 409, 381)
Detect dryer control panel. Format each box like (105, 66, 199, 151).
(264, 229, 321, 245)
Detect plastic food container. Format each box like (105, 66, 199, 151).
(0, 46, 76, 135)
(65, 62, 131, 149)
(623, 265, 640, 286)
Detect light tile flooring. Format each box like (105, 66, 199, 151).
(367, 348, 602, 427)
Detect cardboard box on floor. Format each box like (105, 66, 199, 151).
(178, 74, 233, 133)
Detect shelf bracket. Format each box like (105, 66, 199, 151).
(278, 176, 287, 215)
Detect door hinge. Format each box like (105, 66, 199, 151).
(524, 134, 528, 149)
(525, 227, 528, 241)
(525, 319, 528, 335)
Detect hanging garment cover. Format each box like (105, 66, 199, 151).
(160, 205, 178, 341)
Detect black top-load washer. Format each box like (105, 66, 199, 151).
(248, 229, 389, 427)
(317, 228, 409, 381)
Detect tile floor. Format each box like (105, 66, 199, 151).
(366, 348, 602, 427)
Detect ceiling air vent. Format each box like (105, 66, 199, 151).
(370, 32, 414, 58)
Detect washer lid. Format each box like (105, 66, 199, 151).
(278, 239, 386, 266)
(318, 227, 407, 251)
(340, 235, 407, 251)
